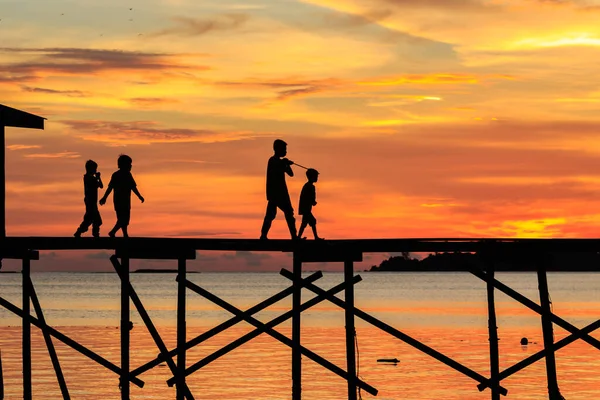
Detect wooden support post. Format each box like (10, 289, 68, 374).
(344, 260, 357, 400)
(292, 253, 302, 400)
(177, 258, 186, 400)
(0, 349, 3, 400)
(166, 275, 378, 396)
(537, 265, 563, 400)
(29, 278, 70, 399)
(22, 257, 31, 400)
(178, 276, 378, 395)
(281, 269, 508, 395)
(1, 124, 5, 240)
(131, 271, 324, 379)
(470, 268, 600, 351)
(0, 296, 145, 387)
(121, 257, 130, 400)
(109, 256, 193, 398)
(485, 265, 500, 400)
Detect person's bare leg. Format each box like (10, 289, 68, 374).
(298, 221, 308, 238)
(260, 202, 277, 239)
(108, 222, 120, 238)
(311, 224, 323, 240)
(284, 211, 298, 239)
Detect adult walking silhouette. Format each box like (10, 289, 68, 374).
(260, 139, 298, 240)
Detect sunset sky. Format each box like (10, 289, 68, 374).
(4, 0, 600, 270)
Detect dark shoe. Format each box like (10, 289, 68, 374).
(108, 231, 116, 238)
(92, 232, 100, 238)
(315, 237, 325, 241)
(74, 230, 81, 238)
(259, 235, 268, 240)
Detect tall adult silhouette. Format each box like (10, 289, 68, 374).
(260, 139, 298, 239)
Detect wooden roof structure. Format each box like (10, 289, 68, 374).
(0, 104, 46, 238)
(0, 104, 45, 129)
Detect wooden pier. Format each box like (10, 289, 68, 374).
(2, 236, 599, 399)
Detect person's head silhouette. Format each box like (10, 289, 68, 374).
(273, 139, 287, 157)
(306, 168, 319, 183)
(85, 160, 98, 175)
(118, 154, 133, 171)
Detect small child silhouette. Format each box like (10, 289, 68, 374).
(74, 160, 103, 237)
(297, 168, 323, 240)
(99, 154, 144, 238)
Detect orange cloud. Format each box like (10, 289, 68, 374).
(0, 48, 209, 78)
(359, 73, 482, 86)
(148, 14, 249, 37)
(127, 97, 181, 107)
(7, 144, 42, 151)
(59, 119, 260, 145)
(24, 151, 80, 159)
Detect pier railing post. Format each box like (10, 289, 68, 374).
(344, 260, 357, 400)
(537, 262, 563, 400)
(121, 256, 130, 400)
(177, 258, 187, 400)
(484, 260, 500, 400)
(292, 252, 302, 400)
(22, 256, 32, 400)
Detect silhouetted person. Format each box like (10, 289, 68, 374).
(99, 154, 144, 237)
(260, 139, 298, 239)
(298, 168, 323, 240)
(74, 160, 103, 237)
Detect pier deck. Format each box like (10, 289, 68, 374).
(1, 236, 599, 399)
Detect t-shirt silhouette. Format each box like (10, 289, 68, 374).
(299, 182, 316, 215)
(266, 156, 290, 202)
(108, 170, 137, 209)
(83, 174, 100, 205)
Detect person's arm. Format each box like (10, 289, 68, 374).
(132, 187, 145, 203)
(283, 158, 294, 177)
(99, 183, 112, 205)
(96, 172, 104, 189)
(313, 186, 317, 206)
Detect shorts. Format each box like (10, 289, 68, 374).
(301, 212, 317, 227)
(116, 208, 131, 226)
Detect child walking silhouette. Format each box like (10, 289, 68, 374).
(99, 154, 144, 238)
(297, 168, 323, 240)
(74, 160, 103, 237)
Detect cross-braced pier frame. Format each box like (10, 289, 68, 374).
(1, 237, 599, 399)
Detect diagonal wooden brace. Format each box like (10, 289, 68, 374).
(471, 268, 600, 351)
(177, 275, 378, 396)
(130, 270, 323, 378)
(109, 255, 195, 399)
(280, 269, 508, 396)
(0, 296, 145, 387)
(477, 318, 600, 391)
(28, 278, 70, 399)
(165, 274, 378, 396)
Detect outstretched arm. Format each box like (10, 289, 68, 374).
(99, 185, 112, 205)
(133, 187, 145, 203)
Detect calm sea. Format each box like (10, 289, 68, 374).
(1, 272, 599, 399)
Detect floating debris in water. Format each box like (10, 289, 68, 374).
(377, 358, 400, 364)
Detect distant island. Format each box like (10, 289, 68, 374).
(370, 251, 600, 272)
(133, 269, 200, 273)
